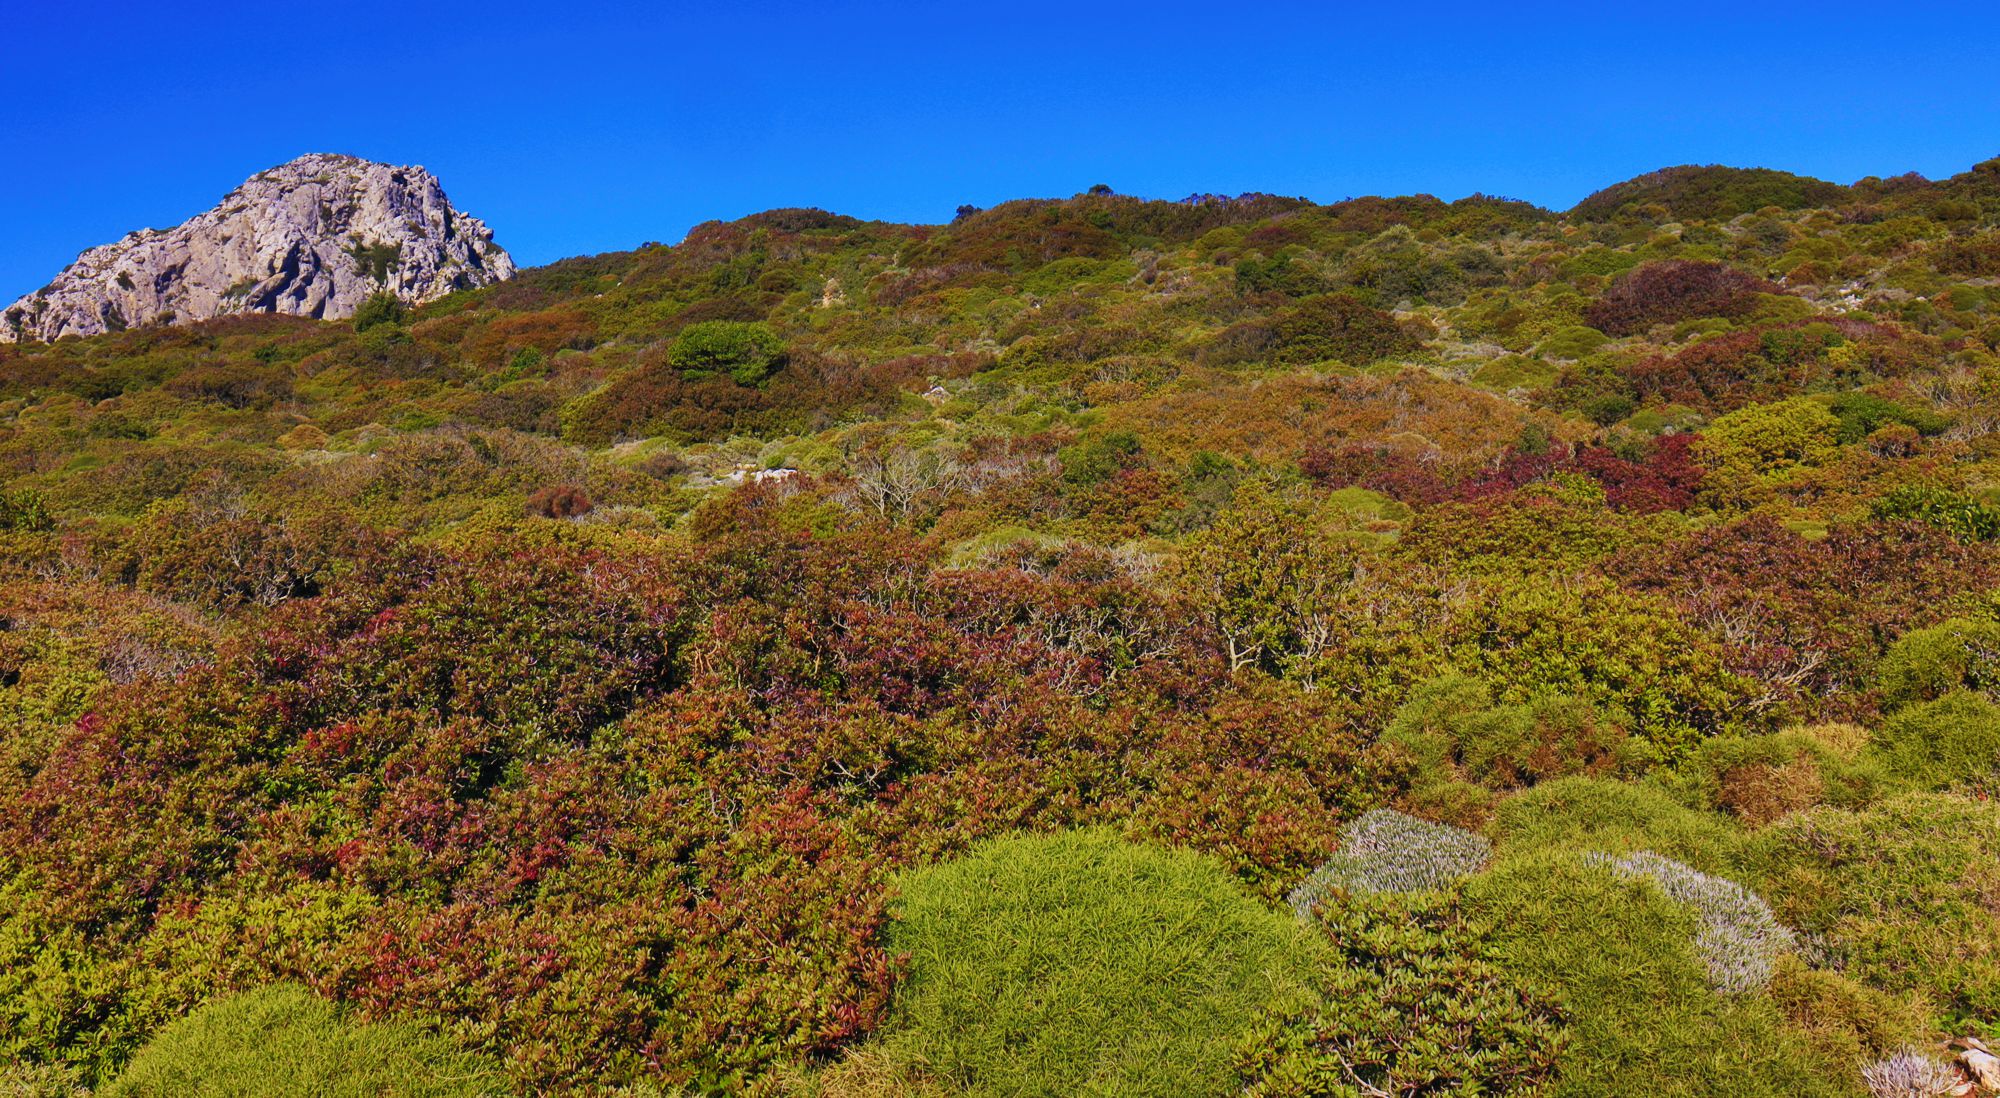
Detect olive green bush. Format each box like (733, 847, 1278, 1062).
(1872, 690, 2000, 791)
(1240, 890, 1567, 1096)
(1745, 794, 2000, 1034)
(1490, 775, 1744, 871)
(1876, 617, 2000, 710)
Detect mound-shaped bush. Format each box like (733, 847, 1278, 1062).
(1286, 809, 1490, 915)
(103, 985, 502, 1097)
(1745, 794, 2000, 1033)
(1874, 691, 2000, 791)
(1465, 854, 1856, 1098)
(876, 829, 1309, 1097)
(1588, 851, 1794, 993)
(1584, 260, 1776, 336)
(1877, 618, 2000, 710)
(665, 319, 787, 384)
(1241, 890, 1568, 1096)
(1677, 728, 1885, 827)
(1378, 674, 1628, 796)
(1270, 292, 1420, 365)
(1491, 776, 1743, 870)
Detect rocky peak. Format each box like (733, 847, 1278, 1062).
(2, 153, 515, 343)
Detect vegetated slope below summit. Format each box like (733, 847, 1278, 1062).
(2, 152, 514, 344)
(0, 155, 1999, 1094)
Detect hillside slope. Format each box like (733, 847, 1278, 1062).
(1, 159, 2000, 1095)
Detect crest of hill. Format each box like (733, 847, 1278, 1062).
(1570, 164, 1853, 222)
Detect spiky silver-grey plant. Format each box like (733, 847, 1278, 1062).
(1286, 809, 1491, 917)
(1861, 1048, 1960, 1098)
(1589, 850, 1795, 993)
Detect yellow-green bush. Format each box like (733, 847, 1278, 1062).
(870, 829, 1311, 1097)
(102, 984, 502, 1097)
(1465, 853, 1859, 1098)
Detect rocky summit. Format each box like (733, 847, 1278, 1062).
(0, 153, 514, 343)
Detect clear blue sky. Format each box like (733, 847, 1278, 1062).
(5, 1, 1998, 302)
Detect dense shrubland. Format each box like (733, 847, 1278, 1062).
(2, 159, 2000, 1094)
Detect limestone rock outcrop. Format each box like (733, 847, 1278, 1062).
(2, 153, 513, 342)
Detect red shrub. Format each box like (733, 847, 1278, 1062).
(1583, 260, 1776, 336)
(526, 484, 594, 519)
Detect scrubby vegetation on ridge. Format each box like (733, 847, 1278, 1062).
(2, 157, 2000, 1094)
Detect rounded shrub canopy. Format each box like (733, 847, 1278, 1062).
(878, 828, 1308, 1097)
(103, 984, 503, 1097)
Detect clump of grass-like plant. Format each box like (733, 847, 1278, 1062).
(1589, 850, 1794, 993)
(1860, 1048, 1960, 1098)
(102, 984, 502, 1097)
(1286, 809, 1491, 916)
(873, 828, 1312, 1097)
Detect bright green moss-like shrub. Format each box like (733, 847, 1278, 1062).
(876, 829, 1310, 1097)
(103, 985, 502, 1097)
(1877, 619, 2000, 710)
(1745, 794, 2000, 1033)
(1491, 776, 1743, 871)
(1465, 854, 1856, 1098)
(1872, 690, 2000, 791)
(665, 320, 787, 384)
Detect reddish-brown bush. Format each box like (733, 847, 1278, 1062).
(1583, 260, 1776, 336)
(526, 483, 594, 519)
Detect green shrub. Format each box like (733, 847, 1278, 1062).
(1448, 578, 1756, 761)
(1824, 393, 1948, 445)
(1675, 729, 1886, 826)
(1872, 691, 2000, 791)
(1588, 851, 1795, 993)
(1536, 324, 1612, 360)
(1491, 776, 1744, 872)
(0, 489, 52, 532)
(1239, 890, 1567, 1096)
(875, 829, 1310, 1097)
(350, 291, 405, 333)
(102, 985, 503, 1097)
(665, 320, 787, 384)
(1271, 293, 1420, 365)
(1694, 397, 1842, 505)
(1464, 854, 1856, 1098)
(1378, 674, 1629, 795)
(1766, 958, 1925, 1073)
(1877, 618, 2000, 710)
(1745, 794, 2000, 1034)
(1870, 484, 2000, 542)
(1059, 430, 1143, 487)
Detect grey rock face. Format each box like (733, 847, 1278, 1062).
(2, 153, 514, 343)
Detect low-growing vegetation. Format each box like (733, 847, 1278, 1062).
(1, 156, 1999, 1094)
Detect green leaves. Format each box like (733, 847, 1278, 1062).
(665, 320, 787, 385)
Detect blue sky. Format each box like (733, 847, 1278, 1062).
(4, 1, 1998, 301)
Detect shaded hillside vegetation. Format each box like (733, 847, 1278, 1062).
(3, 158, 2000, 1095)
